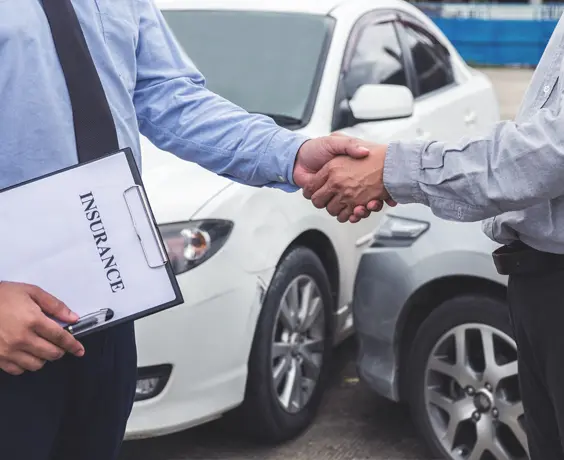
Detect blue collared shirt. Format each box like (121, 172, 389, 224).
(0, 0, 307, 191)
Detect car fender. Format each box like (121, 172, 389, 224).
(194, 184, 341, 273)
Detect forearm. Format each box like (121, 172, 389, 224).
(384, 106, 564, 222)
(134, 0, 308, 191)
(135, 80, 307, 190)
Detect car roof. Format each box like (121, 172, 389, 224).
(156, 0, 360, 15)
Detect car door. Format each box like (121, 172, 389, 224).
(397, 17, 481, 142)
(329, 12, 421, 267)
(333, 13, 420, 144)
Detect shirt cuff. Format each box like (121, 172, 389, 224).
(255, 128, 310, 192)
(383, 141, 428, 205)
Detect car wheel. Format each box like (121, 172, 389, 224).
(407, 295, 529, 460)
(235, 246, 334, 443)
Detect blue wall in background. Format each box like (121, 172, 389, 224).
(432, 17, 558, 66)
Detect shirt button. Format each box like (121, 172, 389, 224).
(278, 175, 286, 182)
(544, 85, 551, 93)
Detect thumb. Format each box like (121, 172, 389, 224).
(25, 285, 79, 323)
(328, 136, 370, 159)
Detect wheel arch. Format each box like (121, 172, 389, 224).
(283, 229, 340, 312)
(396, 275, 507, 401)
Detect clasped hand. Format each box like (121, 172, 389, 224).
(294, 133, 394, 223)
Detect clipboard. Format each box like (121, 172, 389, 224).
(0, 148, 183, 337)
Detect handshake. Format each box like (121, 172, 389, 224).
(293, 133, 396, 223)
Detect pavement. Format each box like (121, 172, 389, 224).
(119, 67, 534, 460)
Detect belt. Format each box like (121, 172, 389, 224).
(493, 241, 564, 275)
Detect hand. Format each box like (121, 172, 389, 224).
(303, 143, 390, 223)
(0, 282, 85, 376)
(293, 135, 371, 188)
(294, 133, 388, 222)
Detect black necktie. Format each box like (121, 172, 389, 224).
(40, 0, 120, 163)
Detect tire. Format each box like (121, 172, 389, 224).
(234, 246, 334, 444)
(406, 295, 528, 460)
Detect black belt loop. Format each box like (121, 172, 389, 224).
(493, 242, 564, 275)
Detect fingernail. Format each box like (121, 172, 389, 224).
(69, 311, 79, 322)
(77, 347, 85, 357)
(357, 146, 370, 153)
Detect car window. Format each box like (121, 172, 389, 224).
(161, 10, 333, 126)
(344, 21, 407, 99)
(402, 23, 454, 96)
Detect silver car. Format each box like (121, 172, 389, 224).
(354, 203, 528, 460)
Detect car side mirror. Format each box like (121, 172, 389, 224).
(349, 84, 414, 122)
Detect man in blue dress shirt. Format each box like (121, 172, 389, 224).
(0, 1, 374, 459)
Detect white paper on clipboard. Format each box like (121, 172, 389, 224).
(0, 149, 183, 335)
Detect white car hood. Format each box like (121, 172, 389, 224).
(139, 137, 233, 224)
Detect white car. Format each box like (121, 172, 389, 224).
(125, 0, 500, 443)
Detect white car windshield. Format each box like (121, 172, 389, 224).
(162, 10, 334, 127)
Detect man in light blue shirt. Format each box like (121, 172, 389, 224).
(0, 1, 373, 459)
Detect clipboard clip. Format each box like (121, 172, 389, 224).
(64, 309, 114, 335)
(123, 185, 168, 269)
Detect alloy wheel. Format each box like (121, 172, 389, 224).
(271, 275, 325, 414)
(424, 323, 528, 460)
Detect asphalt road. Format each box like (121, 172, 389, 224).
(119, 67, 534, 460)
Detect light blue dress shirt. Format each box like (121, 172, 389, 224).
(0, 0, 308, 192)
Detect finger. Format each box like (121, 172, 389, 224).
(34, 317, 85, 357)
(326, 196, 346, 217)
(367, 201, 384, 212)
(22, 337, 65, 362)
(0, 359, 25, 376)
(303, 165, 330, 200)
(24, 285, 79, 323)
(349, 214, 361, 224)
(353, 205, 369, 219)
(367, 200, 382, 211)
(385, 198, 398, 207)
(337, 207, 353, 223)
(330, 131, 348, 137)
(311, 183, 335, 209)
(10, 351, 46, 372)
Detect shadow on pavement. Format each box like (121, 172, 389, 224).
(120, 338, 431, 460)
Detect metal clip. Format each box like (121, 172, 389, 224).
(123, 185, 167, 269)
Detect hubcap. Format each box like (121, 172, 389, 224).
(473, 390, 493, 413)
(271, 275, 325, 414)
(424, 323, 528, 460)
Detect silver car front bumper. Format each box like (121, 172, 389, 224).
(353, 207, 505, 402)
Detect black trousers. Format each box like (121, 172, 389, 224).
(509, 270, 564, 460)
(0, 322, 137, 460)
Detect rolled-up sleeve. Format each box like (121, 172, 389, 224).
(133, 0, 308, 191)
(384, 94, 564, 222)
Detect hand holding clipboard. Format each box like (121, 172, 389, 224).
(0, 281, 85, 375)
(0, 149, 184, 340)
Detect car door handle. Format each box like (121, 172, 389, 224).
(464, 111, 477, 125)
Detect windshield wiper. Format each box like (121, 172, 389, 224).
(250, 112, 302, 126)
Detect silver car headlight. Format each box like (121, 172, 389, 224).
(371, 215, 429, 248)
(159, 220, 233, 275)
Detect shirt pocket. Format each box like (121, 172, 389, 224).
(537, 77, 559, 110)
(95, 0, 139, 93)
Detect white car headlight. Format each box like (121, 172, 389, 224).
(159, 220, 233, 275)
(372, 215, 429, 248)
